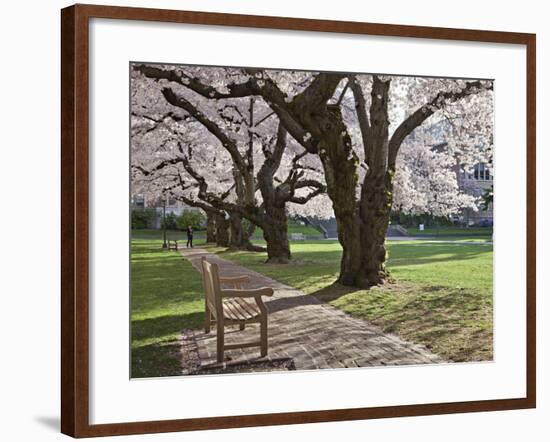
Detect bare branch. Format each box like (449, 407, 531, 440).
(254, 111, 276, 127)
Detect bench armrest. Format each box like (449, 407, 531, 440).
(219, 275, 250, 286)
(220, 287, 274, 298)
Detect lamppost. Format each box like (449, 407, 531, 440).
(162, 193, 168, 249)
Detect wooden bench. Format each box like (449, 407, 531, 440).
(167, 239, 178, 251)
(201, 257, 274, 363)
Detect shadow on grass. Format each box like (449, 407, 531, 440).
(387, 244, 492, 268)
(132, 312, 204, 342)
(132, 341, 182, 378)
(220, 243, 491, 271)
(131, 239, 206, 378)
(131, 313, 204, 379)
(310, 281, 493, 362)
(309, 282, 362, 303)
(131, 253, 184, 264)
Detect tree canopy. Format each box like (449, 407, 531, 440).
(131, 62, 493, 284)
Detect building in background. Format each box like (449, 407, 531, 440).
(131, 194, 201, 229)
(457, 162, 493, 225)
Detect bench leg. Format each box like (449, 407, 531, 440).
(239, 322, 245, 331)
(204, 305, 211, 333)
(216, 321, 225, 363)
(260, 316, 268, 358)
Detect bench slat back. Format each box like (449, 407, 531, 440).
(201, 257, 222, 316)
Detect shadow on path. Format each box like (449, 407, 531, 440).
(177, 247, 446, 372)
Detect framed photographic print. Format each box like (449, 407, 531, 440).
(61, 3, 536, 438)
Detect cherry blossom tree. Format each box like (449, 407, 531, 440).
(392, 124, 480, 217)
(131, 65, 326, 262)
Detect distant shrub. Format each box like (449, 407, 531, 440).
(131, 208, 158, 229)
(177, 210, 205, 230)
(161, 212, 178, 230)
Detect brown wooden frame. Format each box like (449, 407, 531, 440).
(61, 3, 536, 438)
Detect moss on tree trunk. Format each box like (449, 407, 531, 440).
(214, 213, 229, 247)
(206, 212, 216, 243)
(229, 212, 254, 250)
(262, 204, 291, 263)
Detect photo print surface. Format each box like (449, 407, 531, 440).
(130, 62, 494, 378)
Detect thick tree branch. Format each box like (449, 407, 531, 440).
(288, 186, 325, 204)
(136, 63, 319, 154)
(169, 173, 228, 215)
(177, 150, 264, 225)
(368, 76, 391, 170)
(257, 123, 289, 207)
(132, 157, 184, 176)
(349, 75, 372, 164)
(131, 111, 188, 124)
(261, 124, 287, 171)
(134, 64, 256, 98)
(335, 80, 350, 106)
(246, 97, 255, 173)
(291, 73, 345, 111)
(160, 88, 247, 174)
(219, 183, 236, 201)
(294, 179, 325, 191)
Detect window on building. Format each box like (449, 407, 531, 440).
(473, 163, 492, 181)
(133, 194, 145, 208)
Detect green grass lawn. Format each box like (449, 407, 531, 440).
(252, 220, 323, 239)
(406, 226, 493, 237)
(416, 237, 492, 243)
(132, 219, 323, 242)
(131, 237, 493, 378)
(132, 229, 206, 242)
(131, 239, 204, 378)
(218, 239, 493, 362)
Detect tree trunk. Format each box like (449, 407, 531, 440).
(206, 212, 216, 243)
(229, 212, 253, 250)
(328, 176, 361, 286)
(215, 213, 230, 247)
(328, 168, 393, 288)
(315, 108, 362, 286)
(330, 77, 393, 287)
(351, 77, 393, 287)
(355, 170, 394, 287)
(262, 204, 290, 263)
(245, 218, 256, 241)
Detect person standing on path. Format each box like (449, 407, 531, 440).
(186, 225, 194, 248)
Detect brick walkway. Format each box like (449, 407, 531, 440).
(179, 247, 445, 373)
